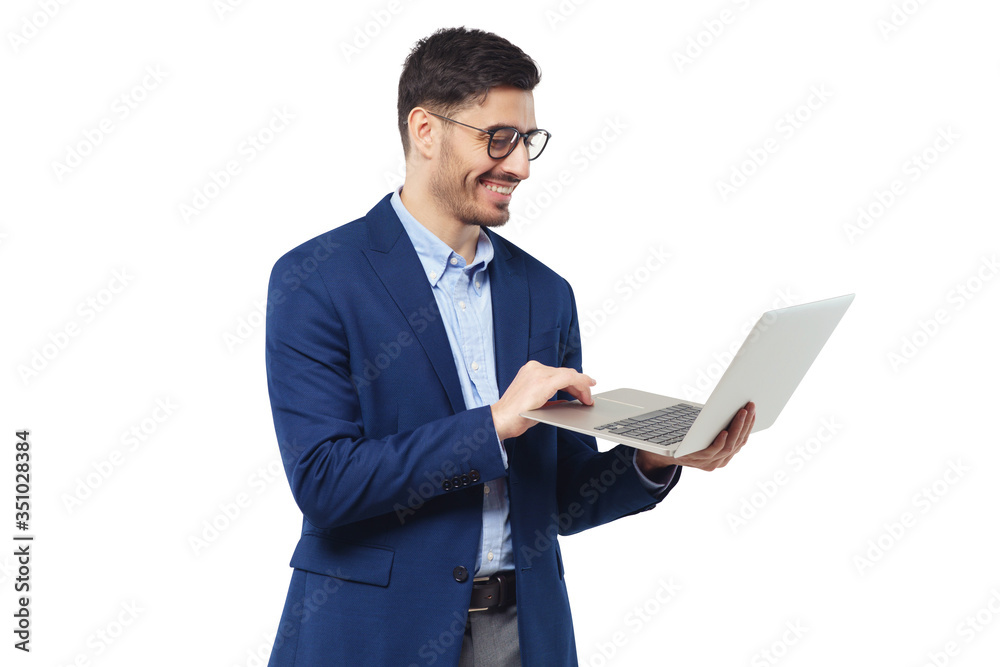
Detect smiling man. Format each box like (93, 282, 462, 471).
(264, 27, 754, 667)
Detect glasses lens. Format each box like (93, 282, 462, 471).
(489, 129, 518, 158)
(525, 130, 550, 160)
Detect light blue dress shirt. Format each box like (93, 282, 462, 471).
(390, 187, 667, 578)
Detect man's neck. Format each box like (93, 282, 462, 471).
(399, 184, 480, 264)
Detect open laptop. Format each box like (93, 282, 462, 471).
(519, 293, 854, 457)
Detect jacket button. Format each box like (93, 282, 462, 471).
(460, 474, 469, 486)
(452, 476, 461, 488)
(442, 480, 452, 491)
(453, 566, 469, 583)
(470, 470, 480, 483)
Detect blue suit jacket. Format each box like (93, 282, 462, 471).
(264, 194, 680, 666)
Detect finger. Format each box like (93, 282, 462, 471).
(718, 412, 749, 457)
(729, 407, 748, 433)
(722, 409, 747, 449)
(720, 422, 753, 467)
(560, 372, 597, 405)
(724, 438, 746, 464)
(734, 412, 754, 447)
(741, 413, 756, 444)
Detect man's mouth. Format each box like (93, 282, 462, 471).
(479, 178, 517, 196)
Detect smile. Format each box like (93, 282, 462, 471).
(480, 179, 516, 195)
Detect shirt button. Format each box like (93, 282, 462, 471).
(475, 281, 481, 289)
(450, 257, 458, 265)
(429, 271, 437, 280)
(488, 551, 494, 562)
(471, 361, 479, 371)
(484, 486, 490, 495)
(459, 300, 466, 310)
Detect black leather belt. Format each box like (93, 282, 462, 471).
(469, 571, 516, 612)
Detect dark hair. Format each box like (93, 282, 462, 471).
(397, 27, 541, 154)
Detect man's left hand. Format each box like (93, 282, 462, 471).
(635, 402, 756, 477)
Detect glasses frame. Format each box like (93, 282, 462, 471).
(426, 111, 551, 161)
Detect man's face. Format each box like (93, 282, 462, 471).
(428, 86, 536, 228)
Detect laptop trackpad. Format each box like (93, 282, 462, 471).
(522, 388, 689, 430)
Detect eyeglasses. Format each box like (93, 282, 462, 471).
(426, 111, 551, 161)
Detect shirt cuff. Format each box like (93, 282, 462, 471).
(497, 432, 508, 470)
(632, 449, 676, 492)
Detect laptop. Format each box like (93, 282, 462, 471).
(519, 293, 854, 457)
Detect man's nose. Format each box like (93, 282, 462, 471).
(498, 138, 531, 181)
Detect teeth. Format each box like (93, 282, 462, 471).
(482, 182, 514, 195)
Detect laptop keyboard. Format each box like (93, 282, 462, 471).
(593, 403, 702, 447)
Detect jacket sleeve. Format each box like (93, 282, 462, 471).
(552, 282, 681, 535)
(264, 254, 506, 530)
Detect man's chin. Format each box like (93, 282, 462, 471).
(462, 205, 510, 228)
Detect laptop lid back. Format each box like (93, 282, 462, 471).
(674, 293, 855, 457)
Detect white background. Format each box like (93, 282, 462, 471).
(2, 0, 999, 665)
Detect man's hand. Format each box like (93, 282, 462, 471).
(635, 402, 756, 477)
(491, 360, 597, 441)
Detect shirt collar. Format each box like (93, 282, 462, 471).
(390, 186, 494, 290)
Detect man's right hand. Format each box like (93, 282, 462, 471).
(490, 360, 597, 441)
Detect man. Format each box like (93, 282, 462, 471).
(264, 27, 754, 666)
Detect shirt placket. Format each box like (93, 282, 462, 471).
(449, 262, 504, 575)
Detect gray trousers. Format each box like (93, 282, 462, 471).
(458, 605, 521, 667)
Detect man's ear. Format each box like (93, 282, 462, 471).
(407, 107, 436, 160)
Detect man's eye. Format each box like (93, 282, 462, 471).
(491, 131, 517, 146)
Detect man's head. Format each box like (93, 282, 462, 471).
(397, 27, 541, 156)
(397, 28, 544, 228)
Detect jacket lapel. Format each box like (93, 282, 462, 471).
(363, 195, 467, 416)
(485, 229, 529, 398)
